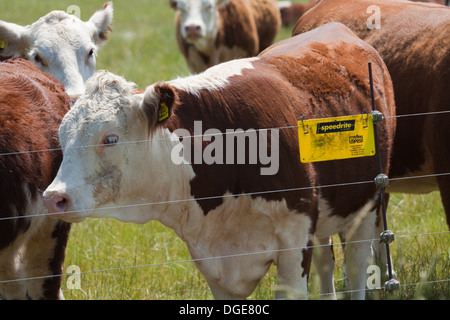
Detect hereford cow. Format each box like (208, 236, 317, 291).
(0, 2, 113, 97)
(293, 0, 450, 232)
(0, 58, 71, 299)
(169, 0, 281, 73)
(43, 23, 395, 299)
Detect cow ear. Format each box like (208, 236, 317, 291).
(169, 0, 178, 10)
(88, 1, 114, 46)
(141, 83, 177, 132)
(0, 21, 29, 59)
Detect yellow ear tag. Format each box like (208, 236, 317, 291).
(158, 102, 169, 122)
(0, 40, 8, 49)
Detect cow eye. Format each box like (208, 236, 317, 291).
(103, 135, 119, 146)
(88, 48, 95, 58)
(32, 53, 46, 67)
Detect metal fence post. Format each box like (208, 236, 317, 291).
(368, 62, 400, 292)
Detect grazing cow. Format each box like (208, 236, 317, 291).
(293, 0, 450, 231)
(0, 2, 113, 97)
(169, 0, 281, 73)
(0, 58, 71, 299)
(43, 23, 396, 299)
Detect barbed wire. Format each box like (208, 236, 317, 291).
(0, 109, 449, 158)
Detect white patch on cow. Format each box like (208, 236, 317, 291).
(316, 192, 378, 241)
(0, 184, 55, 299)
(168, 57, 258, 95)
(172, 0, 225, 52)
(163, 193, 313, 299)
(277, 1, 293, 9)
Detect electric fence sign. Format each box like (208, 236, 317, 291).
(298, 113, 376, 163)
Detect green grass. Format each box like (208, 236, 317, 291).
(3, 0, 449, 300)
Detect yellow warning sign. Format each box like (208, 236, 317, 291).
(298, 114, 376, 163)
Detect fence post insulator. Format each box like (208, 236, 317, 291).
(374, 173, 389, 189)
(371, 110, 383, 124)
(380, 230, 395, 244)
(384, 278, 400, 292)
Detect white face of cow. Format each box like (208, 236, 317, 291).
(170, 0, 229, 48)
(0, 3, 113, 97)
(43, 72, 151, 223)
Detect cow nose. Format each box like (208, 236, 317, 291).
(185, 24, 202, 37)
(43, 192, 70, 215)
(185, 24, 201, 33)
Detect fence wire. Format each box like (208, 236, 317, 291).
(0, 229, 448, 296)
(0, 172, 449, 223)
(1, 108, 450, 297)
(0, 109, 449, 157)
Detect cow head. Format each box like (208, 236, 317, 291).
(42, 71, 186, 224)
(0, 2, 113, 97)
(170, 0, 229, 49)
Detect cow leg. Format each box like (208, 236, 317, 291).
(21, 217, 71, 300)
(0, 240, 28, 299)
(0, 209, 46, 299)
(438, 175, 450, 229)
(312, 237, 336, 299)
(275, 242, 312, 299)
(345, 203, 377, 300)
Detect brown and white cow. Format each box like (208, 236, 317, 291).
(293, 0, 450, 233)
(43, 23, 395, 299)
(0, 2, 113, 97)
(278, 1, 317, 26)
(169, 0, 281, 73)
(0, 58, 72, 299)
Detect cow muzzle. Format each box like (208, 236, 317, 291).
(43, 187, 92, 223)
(43, 190, 70, 217)
(184, 24, 203, 42)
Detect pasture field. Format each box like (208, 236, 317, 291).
(2, 0, 449, 300)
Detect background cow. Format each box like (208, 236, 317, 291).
(0, 58, 71, 299)
(43, 23, 396, 299)
(169, 0, 281, 73)
(0, 2, 113, 97)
